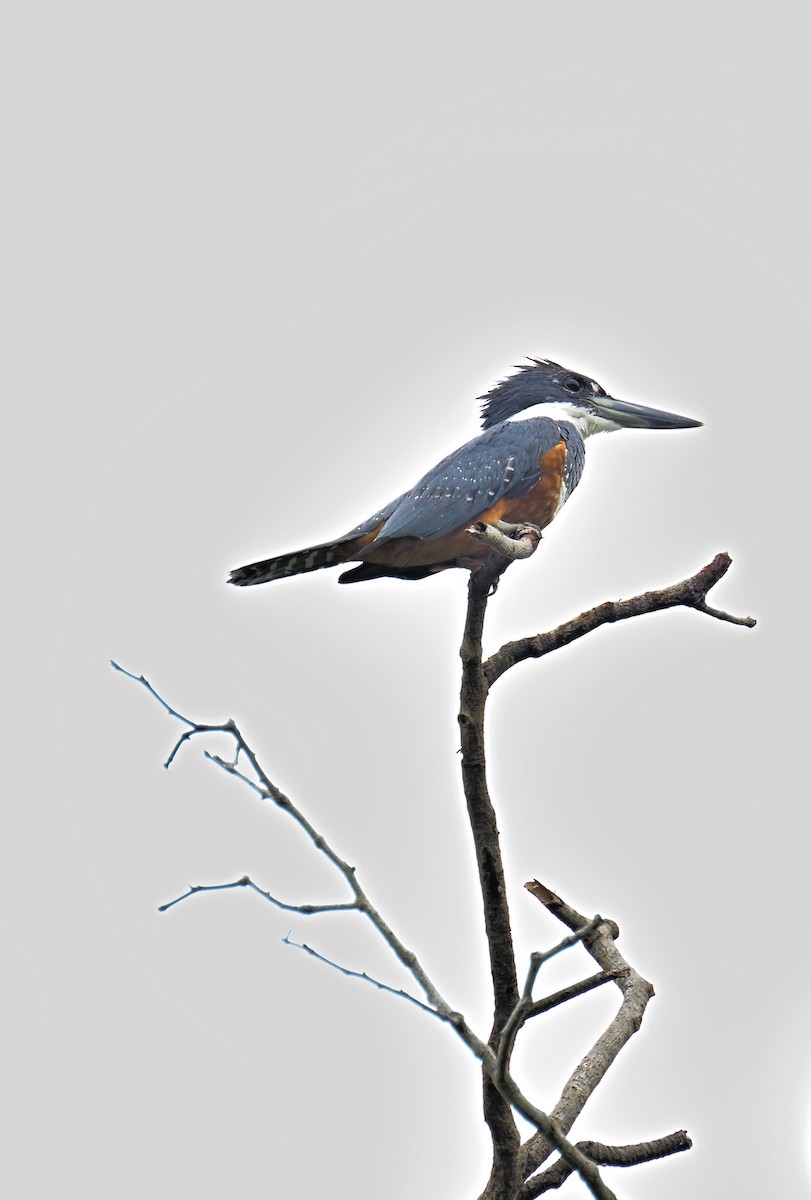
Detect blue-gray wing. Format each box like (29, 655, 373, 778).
(362, 418, 568, 544)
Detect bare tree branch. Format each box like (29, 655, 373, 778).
(113, 542, 752, 1198)
(489, 1068, 620, 1200)
(523, 971, 621, 1023)
(522, 1130, 692, 1196)
(111, 660, 240, 767)
(115, 646, 638, 1198)
(113, 660, 489, 1061)
(484, 552, 756, 687)
(459, 557, 523, 1197)
(518, 882, 656, 1182)
(496, 919, 604, 1082)
(459, 546, 619, 1200)
(204, 752, 269, 799)
(157, 874, 359, 916)
(452, 548, 746, 1196)
(281, 933, 447, 1019)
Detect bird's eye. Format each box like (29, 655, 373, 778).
(563, 377, 581, 393)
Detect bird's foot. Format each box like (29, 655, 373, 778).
(466, 520, 543, 561)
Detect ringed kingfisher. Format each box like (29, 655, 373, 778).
(229, 358, 701, 587)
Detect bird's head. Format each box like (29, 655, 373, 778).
(479, 358, 702, 437)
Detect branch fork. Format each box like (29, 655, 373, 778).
(113, 550, 753, 1199)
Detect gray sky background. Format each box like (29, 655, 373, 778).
(4, 4, 809, 1197)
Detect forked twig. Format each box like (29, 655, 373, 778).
(484, 552, 755, 686)
(114, 551, 754, 1198)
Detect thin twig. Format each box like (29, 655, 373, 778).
(157, 874, 359, 916)
(111, 661, 196, 726)
(524, 971, 621, 1023)
(111, 660, 237, 767)
(484, 553, 755, 687)
(496, 918, 604, 1081)
(204, 752, 269, 799)
(113, 661, 489, 1061)
(281, 934, 446, 1019)
(534, 917, 605, 969)
(693, 598, 757, 627)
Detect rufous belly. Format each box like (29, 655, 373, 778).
(358, 441, 566, 569)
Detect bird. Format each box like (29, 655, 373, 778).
(228, 358, 701, 587)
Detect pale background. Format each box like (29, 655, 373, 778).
(3, 3, 809, 1197)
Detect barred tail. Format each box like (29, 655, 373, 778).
(228, 538, 358, 586)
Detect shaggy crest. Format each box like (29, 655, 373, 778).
(478, 358, 592, 428)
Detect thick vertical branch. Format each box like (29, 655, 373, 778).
(459, 558, 521, 1197)
(117, 545, 736, 1198)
